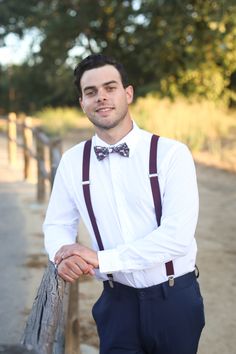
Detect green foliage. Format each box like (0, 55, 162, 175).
(0, 0, 236, 111)
(0, 63, 76, 113)
(35, 107, 83, 136)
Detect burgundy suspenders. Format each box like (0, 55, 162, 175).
(82, 135, 175, 287)
(82, 140, 104, 251)
(82, 139, 114, 287)
(149, 135, 175, 286)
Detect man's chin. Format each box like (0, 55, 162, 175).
(90, 117, 120, 130)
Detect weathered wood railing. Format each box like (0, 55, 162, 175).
(7, 112, 62, 202)
(21, 262, 79, 354)
(0, 263, 79, 354)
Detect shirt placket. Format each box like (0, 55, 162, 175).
(109, 155, 134, 243)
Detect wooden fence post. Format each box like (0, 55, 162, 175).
(23, 116, 34, 181)
(36, 133, 46, 202)
(65, 281, 80, 354)
(7, 112, 17, 165)
(21, 261, 69, 354)
(49, 138, 62, 188)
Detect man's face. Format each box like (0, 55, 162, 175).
(79, 65, 133, 131)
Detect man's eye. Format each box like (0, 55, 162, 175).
(86, 90, 96, 96)
(107, 86, 116, 91)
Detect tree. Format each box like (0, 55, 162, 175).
(0, 0, 236, 112)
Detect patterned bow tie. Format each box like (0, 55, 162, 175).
(94, 143, 129, 161)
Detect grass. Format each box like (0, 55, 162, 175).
(131, 95, 236, 171)
(34, 98, 236, 171)
(35, 107, 85, 136)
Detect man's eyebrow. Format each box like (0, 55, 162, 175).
(83, 80, 119, 92)
(83, 85, 96, 92)
(103, 80, 119, 86)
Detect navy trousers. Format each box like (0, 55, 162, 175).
(92, 272, 205, 354)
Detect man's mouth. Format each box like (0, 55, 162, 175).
(95, 106, 114, 113)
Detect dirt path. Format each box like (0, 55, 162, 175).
(196, 164, 236, 353)
(0, 131, 236, 353)
(0, 135, 47, 344)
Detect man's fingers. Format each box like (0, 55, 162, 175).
(54, 244, 98, 270)
(54, 244, 80, 265)
(57, 259, 82, 281)
(54, 247, 67, 264)
(89, 268, 95, 276)
(72, 255, 94, 274)
(59, 273, 76, 283)
(57, 256, 95, 282)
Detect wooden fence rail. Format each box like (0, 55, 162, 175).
(7, 112, 62, 202)
(1, 113, 80, 353)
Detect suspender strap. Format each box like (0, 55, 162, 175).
(149, 135, 161, 226)
(82, 140, 114, 286)
(149, 135, 175, 281)
(82, 140, 104, 250)
(82, 136, 174, 286)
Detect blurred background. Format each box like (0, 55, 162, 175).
(0, 1, 236, 353)
(0, 0, 236, 169)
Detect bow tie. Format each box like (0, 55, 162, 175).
(94, 143, 129, 161)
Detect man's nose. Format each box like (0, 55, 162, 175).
(96, 88, 108, 101)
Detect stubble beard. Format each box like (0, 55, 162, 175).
(89, 107, 129, 131)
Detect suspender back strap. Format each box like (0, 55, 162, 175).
(149, 135, 175, 279)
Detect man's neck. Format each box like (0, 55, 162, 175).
(95, 119, 133, 145)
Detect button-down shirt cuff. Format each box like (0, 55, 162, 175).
(97, 249, 122, 274)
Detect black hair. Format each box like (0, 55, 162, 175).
(74, 54, 129, 98)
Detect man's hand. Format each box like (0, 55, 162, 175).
(55, 243, 99, 269)
(57, 254, 95, 283)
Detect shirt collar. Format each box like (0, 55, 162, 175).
(93, 121, 141, 158)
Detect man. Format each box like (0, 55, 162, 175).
(44, 54, 205, 354)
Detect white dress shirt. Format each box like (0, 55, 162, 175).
(43, 121, 199, 288)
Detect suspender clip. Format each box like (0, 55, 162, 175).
(168, 275, 175, 287)
(195, 265, 200, 278)
(149, 173, 158, 178)
(82, 180, 90, 185)
(109, 279, 114, 288)
(108, 274, 114, 288)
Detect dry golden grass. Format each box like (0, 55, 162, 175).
(36, 107, 85, 136)
(17, 97, 236, 172)
(131, 96, 236, 172)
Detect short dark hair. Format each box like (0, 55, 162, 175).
(74, 54, 129, 98)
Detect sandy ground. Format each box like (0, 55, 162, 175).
(0, 130, 236, 353)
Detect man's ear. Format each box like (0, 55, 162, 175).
(125, 85, 134, 105)
(79, 97, 85, 113)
